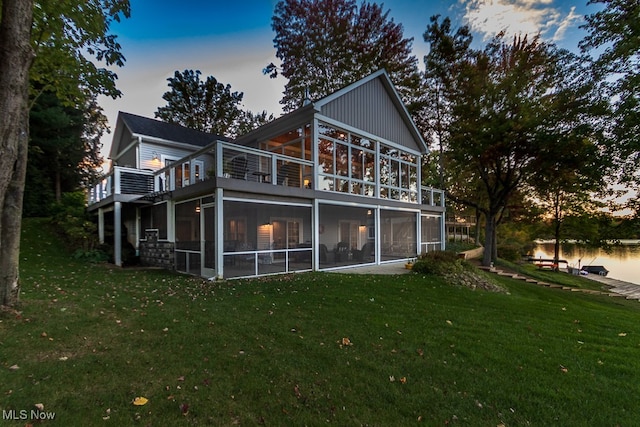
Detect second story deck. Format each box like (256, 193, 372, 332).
(88, 139, 445, 210)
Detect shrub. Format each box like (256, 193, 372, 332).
(412, 250, 503, 292)
(50, 191, 106, 261)
(497, 243, 523, 262)
(412, 251, 462, 276)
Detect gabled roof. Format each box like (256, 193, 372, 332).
(314, 69, 428, 153)
(120, 112, 228, 146)
(109, 112, 229, 159)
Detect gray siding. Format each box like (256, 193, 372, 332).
(319, 78, 420, 152)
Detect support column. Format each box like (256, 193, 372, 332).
(98, 207, 105, 244)
(313, 199, 319, 271)
(215, 188, 224, 279)
(114, 201, 122, 267)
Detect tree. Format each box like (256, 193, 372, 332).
(424, 16, 586, 266)
(416, 15, 472, 188)
(265, 0, 420, 112)
(25, 91, 107, 217)
(527, 49, 611, 267)
(0, 0, 35, 307)
(0, 0, 129, 308)
(580, 0, 640, 212)
(155, 69, 246, 138)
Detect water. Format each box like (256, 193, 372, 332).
(533, 242, 640, 286)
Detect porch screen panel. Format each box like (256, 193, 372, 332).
(421, 214, 442, 253)
(174, 200, 201, 274)
(380, 210, 417, 261)
(223, 200, 312, 278)
(141, 202, 168, 240)
(318, 204, 376, 269)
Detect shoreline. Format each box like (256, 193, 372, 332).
(574, 270, 640, 300)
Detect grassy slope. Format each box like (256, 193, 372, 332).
(0, 218, 639, 425)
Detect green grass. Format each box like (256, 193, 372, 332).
(496, 259, 610, 291)
(1, 218, 640, 425)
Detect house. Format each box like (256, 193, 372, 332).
(87, 70, 446, 279)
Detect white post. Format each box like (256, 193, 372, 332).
(114, 201, 122, 266)
(215, 188, 224, 279)
(98, 208, 105, 244)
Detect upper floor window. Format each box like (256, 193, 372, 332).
(317, 122, 419, 202)
(261, 124, 312, 160)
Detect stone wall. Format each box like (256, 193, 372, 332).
(139, 229, 174, 269)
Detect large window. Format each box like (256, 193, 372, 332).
(317, 122, 417, 200)
(261, 124, 312, 160)
(379, 146, 418, 202)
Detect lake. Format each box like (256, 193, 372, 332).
(533, 242, 640, 286)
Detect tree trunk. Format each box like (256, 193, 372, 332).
(482, 215, 497, 267)
(0, 0, 34, 307)
(474, 209, 481, 246)
(1, 128, 28, 306)
(553, 191, 561, 271)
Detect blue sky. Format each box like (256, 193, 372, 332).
(100, 0, 599, 159)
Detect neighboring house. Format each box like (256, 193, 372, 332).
(87, 70, 446, 279)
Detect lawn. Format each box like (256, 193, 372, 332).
(1, 219, 639, 425)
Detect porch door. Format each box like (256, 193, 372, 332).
(201, 205, 215, 277)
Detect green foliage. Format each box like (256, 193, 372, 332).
(155, 69, 247, 138)
(50, 191, 102, 256)
(266, 0, 420, 112)
(412, 250, 462, 275)
(497, 243, 522, 262)
(23, 92, 101, 217)
(580, 0, 640, 189)
(29, 0, 130, 104)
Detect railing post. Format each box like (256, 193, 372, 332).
(114, 167, 121, 195)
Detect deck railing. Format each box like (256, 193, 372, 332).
(421, 187, 445, 208)
(88, 166, 154, 205)
(153, 141, 314, 192)
(88, 142, 445, 207)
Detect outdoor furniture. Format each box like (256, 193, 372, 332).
(278, 162, 300, 187)
(334, 241, 349, 262)
(230, 156, 248, 180)
(252, 171, 270, 183)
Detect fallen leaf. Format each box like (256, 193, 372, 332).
(389, 376, 395, 382)
(618, 332, 627, 337)
(180, 403, 189, 415)
(400, 377, 407, 384)
(294, 384, 302, 399)
(341, 337, 352, 346)
(132, 396, 148, 406)
(560, 365, 568, 373)
(446, 320, 452, 325)
(34, 403, 44, 411)
(9, 364, 19, 370)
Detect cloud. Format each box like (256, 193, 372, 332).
(460, 0, 582, 43)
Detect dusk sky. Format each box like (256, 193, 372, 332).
(99, 0, 601, 161)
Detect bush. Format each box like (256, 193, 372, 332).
(412, 251, 463, 276)
(412, 250, 503, 292)
(50, 191, 105, 260)
(497, 243, 523, 262)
